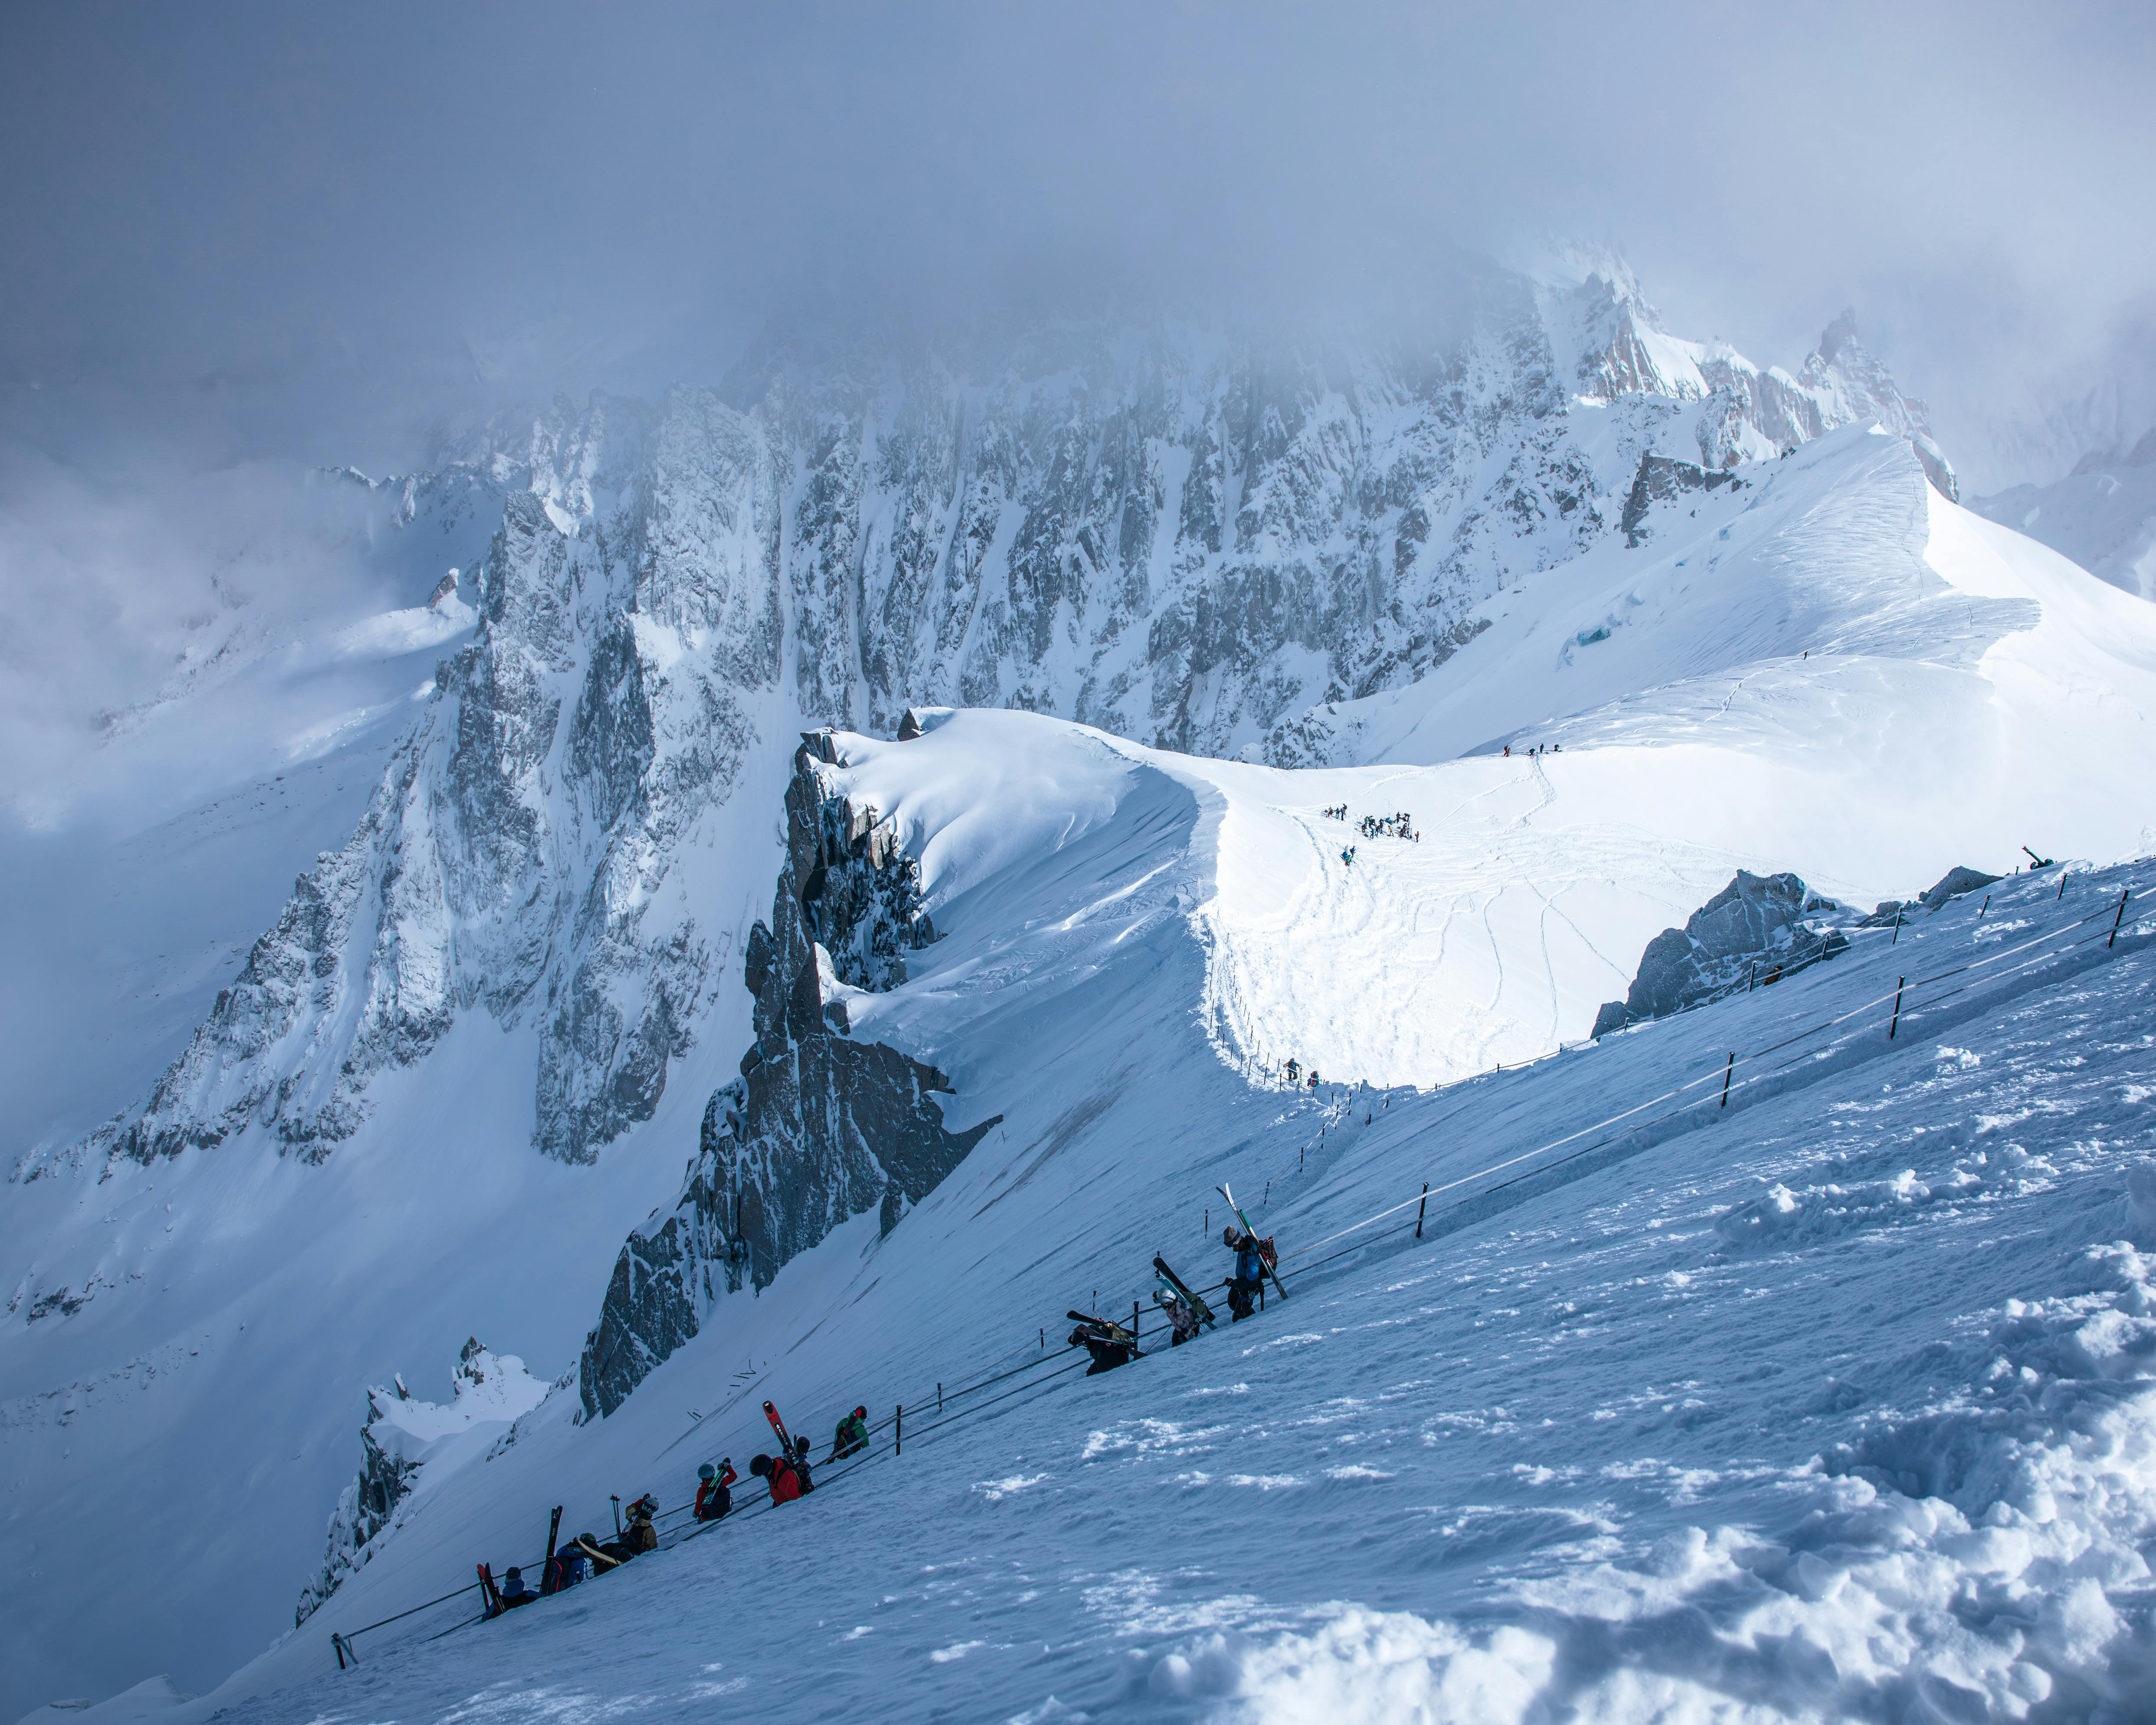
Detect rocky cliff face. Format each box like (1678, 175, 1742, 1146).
(576, 731, 998, 1419)
(39, 256, 1956, 1190)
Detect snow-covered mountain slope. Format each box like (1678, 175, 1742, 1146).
(28, 270, 1950, 1183)
(181, 713, 2156, 1722)
(1973, 429, 2156, 602)
(0, 314, 2138, 1718)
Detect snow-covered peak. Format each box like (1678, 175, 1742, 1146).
(293, 1340, 546, 1626)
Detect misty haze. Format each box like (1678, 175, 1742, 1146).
(3, 6, 2154, 1723)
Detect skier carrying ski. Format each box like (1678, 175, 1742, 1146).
(694, 1459, 736, 1521)
(830, 1406, 870, 1460)
(750, 1451, 804, 1505)
(1068, 1316, 1139, 1375)
(1285, 1057, 1300, 1085)
(1223, 1225, 1268, 1321)
(1154, 1287, 1199, 1346)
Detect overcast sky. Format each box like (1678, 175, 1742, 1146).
(2, 0, 2152, 481)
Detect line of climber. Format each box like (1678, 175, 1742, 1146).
(361, 872, 2144, 1662)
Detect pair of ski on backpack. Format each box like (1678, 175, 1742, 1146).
(1153, 1180, 1287, 1339)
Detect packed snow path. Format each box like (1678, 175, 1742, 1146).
(190, 856, 2156, 1723)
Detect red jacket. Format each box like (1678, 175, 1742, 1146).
(766, 1458, 802, 1505)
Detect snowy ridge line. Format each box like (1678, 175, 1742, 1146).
(332, 877, 2144, 1673)
(1206, 884, 2156, 1299)
(1276, 879, 2140, 1266)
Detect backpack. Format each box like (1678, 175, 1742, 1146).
(1254, 1235, 1277, 1271)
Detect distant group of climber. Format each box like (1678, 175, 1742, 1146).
(1501, 742, 1560, 758)
(1319, 804, 1420, 843)
(1359, 810, 1419, 842)
(1284, 1057, 1322, 1090)
(473, 1192, 1293, 1623)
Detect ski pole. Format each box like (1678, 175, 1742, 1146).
(540, 1506, 562, 1595)
(2110, 889, 2130, 948)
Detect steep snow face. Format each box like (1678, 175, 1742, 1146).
(180, 723, 2156, 1722)
(1973, 429, 2156, 601)
(0, 281, 2036, 1716)
(33, 397, 786, 1172)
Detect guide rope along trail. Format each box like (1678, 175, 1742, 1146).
(331, 872, 2144, 1667)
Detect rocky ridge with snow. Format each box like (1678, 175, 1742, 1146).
(575, 728, 994, 1419)
(294, 1339, 543, 1626)
(1590, 870, 1851, 1039)
(31, 260, 1955, 1190)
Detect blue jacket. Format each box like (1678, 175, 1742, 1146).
(1236, 1244, 1266, 1283)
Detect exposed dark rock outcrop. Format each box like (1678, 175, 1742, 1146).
(1592, 871, 1849, 1037)
(1621, 454, 1735, 547)
(1861, 864, 2005, 926)
(577, 734, 998, 1419)
(1919, 865, 2002, 909)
